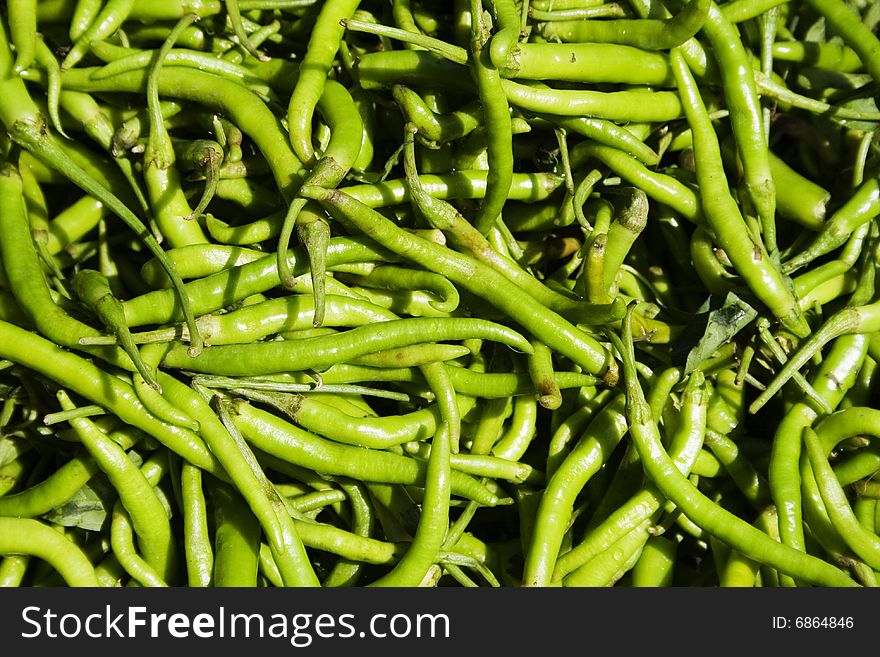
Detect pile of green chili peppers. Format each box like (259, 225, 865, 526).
(0, 0, 879, 588)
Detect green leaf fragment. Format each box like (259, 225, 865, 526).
(42, 476, 116, 532)
(684, 292, 757, 373)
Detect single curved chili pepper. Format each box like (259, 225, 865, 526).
(0, 517, 100, 587)
(88, 41, 274, 97)
(702, 2, 779, 253)
(0, 555, 30, 587)
(109, 293, 398, 347)
(704, 429, 771, 510)
(350, 343, 473, 368)
(232, 385, 475, 449)
(444, 366, 599, 398)
(346, 264, 461, 314)
(569, 141, 702, 223)
(279, 503, 403, 566)
(0, 450, 99, 518)
(137, 243, 265, 288)
(69, 0, 104, 41)
(498, 28, 679, 84)
(631, 535, 677, 587)
(285, 487, 348, 517)
(465, 0, 514, 235)
(31, 36, 67, 139)
(487, 0, 520, 62)
(491, 394, 539, 462)
(158, 317, 531, 375)
(287, 0, 360, 164)
(392, 85, 483, 147)
(407, 440, 540, 484)
(625, 0, 713, 77)
(529, 2, 626, 21)
(209, 477, 262, 586)
(180, 461, 213, 587)
(342, 13, 466, 62)
(832, 445, 880, 490)
(522, 393, 628, 586)
(109, 501, 168, 587)
(501, 79, 684, 123)
(769, 150, 830, 231)
(562, 518, 653, 587)
(538, 114, 659, 166)
(721, 0, 789, 24)
(670, 47, 808, 338)
(535, 0, 708, 51)
(772, 40, 864, 73)
(129, 345, 202, 432)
